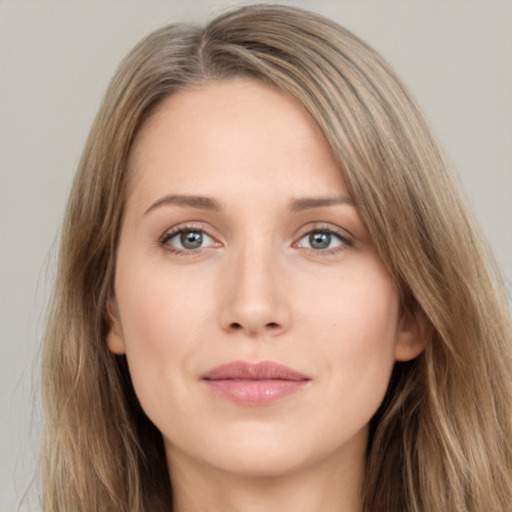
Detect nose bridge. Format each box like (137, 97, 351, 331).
(219, 235, 290, 336)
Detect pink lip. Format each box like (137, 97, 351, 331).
(200, 361, 311, 406)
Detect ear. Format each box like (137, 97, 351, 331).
(394, 308, 430, 362)
(106, 298, 126, 355)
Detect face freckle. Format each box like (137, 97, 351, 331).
(107, 78, 426, 483)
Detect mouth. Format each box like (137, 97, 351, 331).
(200, 360, 311, 406)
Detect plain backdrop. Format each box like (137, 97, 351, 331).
(1, 1, 511, 510)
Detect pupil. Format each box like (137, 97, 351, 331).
(181, 231, 202, 249)
(310, 232, 330, 249)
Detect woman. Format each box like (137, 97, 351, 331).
(40, 4, 512, 511)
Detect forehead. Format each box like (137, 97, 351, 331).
(126, 78, 347, 206)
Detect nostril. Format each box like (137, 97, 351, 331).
(229, 321, 280, 332)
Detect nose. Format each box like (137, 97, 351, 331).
(218, 245, 291, 337)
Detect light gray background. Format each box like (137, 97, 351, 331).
(1, 1, 511, 510)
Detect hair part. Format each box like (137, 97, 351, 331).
(40, 4, 512, 511)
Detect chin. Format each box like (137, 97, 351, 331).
(205, 448, 310, 478)
(169, 420, 367, 480)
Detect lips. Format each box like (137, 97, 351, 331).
(200, 361, 311, 406)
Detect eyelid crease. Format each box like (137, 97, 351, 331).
(160, 224, 217, 244)
(294, 221, 355, 242)
(298, 227, 352, 244)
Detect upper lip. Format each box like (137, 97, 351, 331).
(201, 360, 310, 381)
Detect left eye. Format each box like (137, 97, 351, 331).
(297, 230, 345, 250)
(164, 229, 215, 250)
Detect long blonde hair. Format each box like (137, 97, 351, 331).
(40, 4, 512, 511)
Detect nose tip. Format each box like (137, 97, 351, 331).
(218, 255, 291, 338)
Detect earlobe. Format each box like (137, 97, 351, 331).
(106, 298, 126, 355)
(394, 309, 430, 362)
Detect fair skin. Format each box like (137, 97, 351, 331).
(108, 79, 426, 512)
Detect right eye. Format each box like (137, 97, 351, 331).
(161, 228, 217, 252)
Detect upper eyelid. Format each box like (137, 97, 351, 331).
(296, 231, 349, 246)
(162, 228, 213, 243)
(295, 222, 353, 241)
(160, 223, 217, 241)
(158, 221, 353, 246)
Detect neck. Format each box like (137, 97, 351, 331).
(167, 438, 366, 512)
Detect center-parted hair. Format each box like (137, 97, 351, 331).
(40, 4, 512, 511)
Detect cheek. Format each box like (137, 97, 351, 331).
(117, 250, 212, 346)
(302, 260, 399, 345)
(114, 261, 212, 412)
(301, 263, 399, 405)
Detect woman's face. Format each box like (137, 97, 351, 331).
(108, 79, 425, 480)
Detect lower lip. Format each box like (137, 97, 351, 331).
(203, 379, 309, 406)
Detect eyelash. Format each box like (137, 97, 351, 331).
(159, 224, 353, 256)
(159, 224, 217, 255)
(293, 225, 353, 255)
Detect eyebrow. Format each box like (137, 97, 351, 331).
(289, 196, 356, 211)
(144, 194, 221, 215)
(144, 193, 355, 215)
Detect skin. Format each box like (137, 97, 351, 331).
(108, 79, 427, 512)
